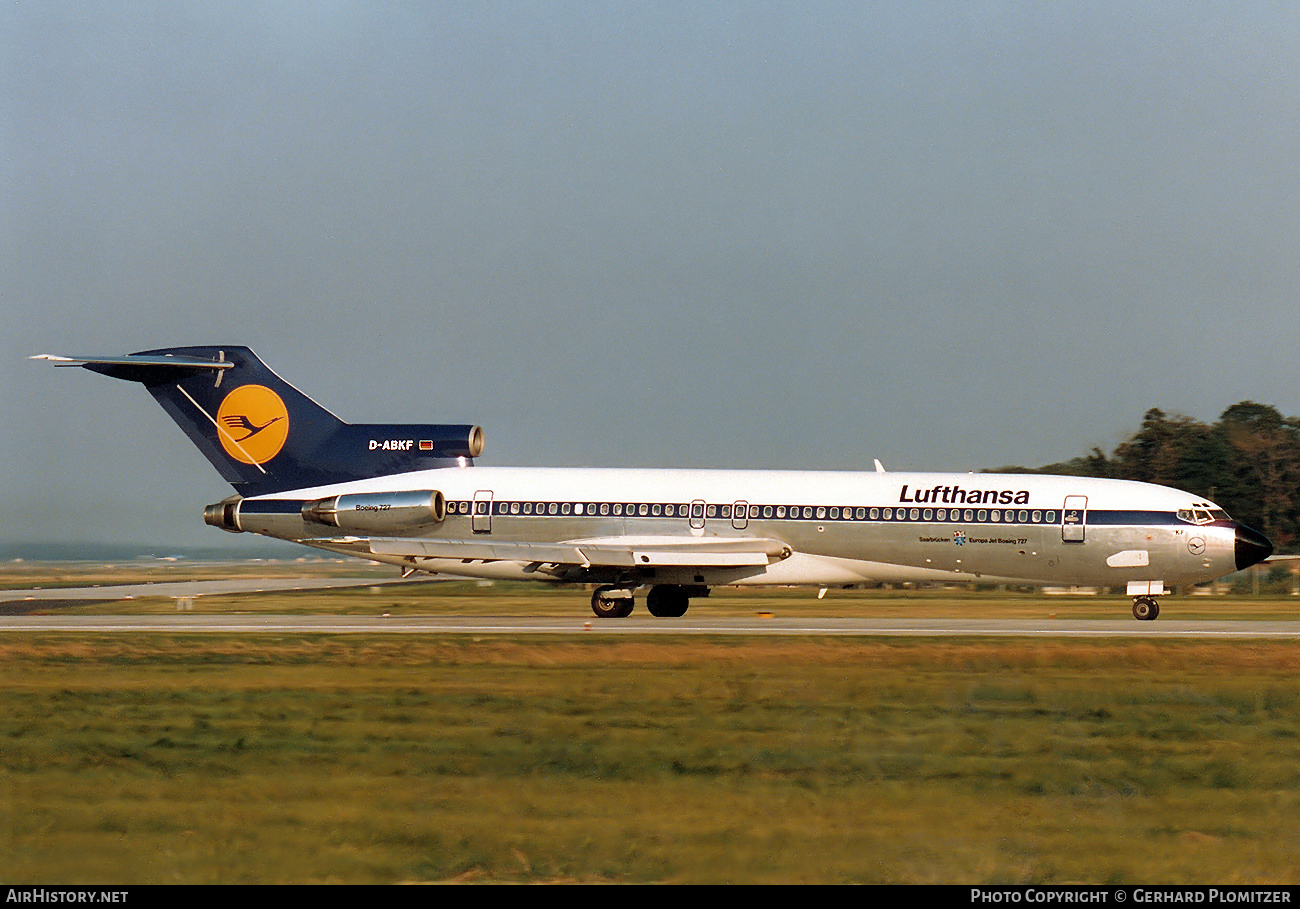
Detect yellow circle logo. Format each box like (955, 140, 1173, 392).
(215, 385, 289, 465)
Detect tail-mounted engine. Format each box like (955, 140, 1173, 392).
(301, 490, 447, 533)
(203, 496, 244, 533)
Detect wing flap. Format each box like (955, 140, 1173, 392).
(353, 535, 791, 568)
(366, 538, 589, 565)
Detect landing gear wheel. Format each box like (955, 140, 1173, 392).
(591, 585, 634, 618)
(1132, 596, 1160, 621)
(646, 585, 690, 618)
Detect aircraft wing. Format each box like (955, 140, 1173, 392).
(322, 535, 792, 568)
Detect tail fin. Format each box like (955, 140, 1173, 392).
(34, 346, 483, 496)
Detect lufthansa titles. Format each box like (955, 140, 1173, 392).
(899, 484, 1030, 506)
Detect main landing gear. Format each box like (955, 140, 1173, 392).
(1131, 596, 1161, 621)
(590, 584, 704, 618)
(646, 585, 690, 617)
(591, 586, 634, 618)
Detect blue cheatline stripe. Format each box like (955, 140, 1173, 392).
(239, 498, 1192, 529)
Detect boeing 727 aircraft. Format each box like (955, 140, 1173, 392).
(36, 346, 1274, 620)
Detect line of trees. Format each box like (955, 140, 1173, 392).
(992, 402, 1300, 552)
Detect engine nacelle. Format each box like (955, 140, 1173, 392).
(204, 497, 243, 533)
(460, 425, 486, 459)
(397, 425, 484, 459)
(302, 490, 447, 533)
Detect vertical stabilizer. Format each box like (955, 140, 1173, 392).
(35, 346, 483, 495)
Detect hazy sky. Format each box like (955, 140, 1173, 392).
(5, 2, 1300, 551)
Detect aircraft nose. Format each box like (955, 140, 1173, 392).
(1235, 523, 1274, 571)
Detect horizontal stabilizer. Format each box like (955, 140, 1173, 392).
(32, 352, 234, 383)
(32, 353, 233, 368)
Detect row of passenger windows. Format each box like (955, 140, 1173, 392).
(446, 500, 1060, 525)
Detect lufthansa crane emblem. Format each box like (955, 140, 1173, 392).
(215, 384, 289, 465)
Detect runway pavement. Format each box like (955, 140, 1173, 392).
(5, 577, 1300, 637)
(4, 612, 1300, 638)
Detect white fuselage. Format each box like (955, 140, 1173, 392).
(230, 466, 1242, 591)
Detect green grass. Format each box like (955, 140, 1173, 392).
(4, 633, 1300, 883)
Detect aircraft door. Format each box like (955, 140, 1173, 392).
(473, 490, 493, 534)
(689, 499, 706, 530)
(732, 500, 749, 530)
(1062, 495, 1087, 542)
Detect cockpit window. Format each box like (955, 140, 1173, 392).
(1177, 507, 1231, 525)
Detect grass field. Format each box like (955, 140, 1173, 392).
(2, 564, 1300, 883)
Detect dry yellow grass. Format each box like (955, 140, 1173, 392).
(3, 630, 1300, 883)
